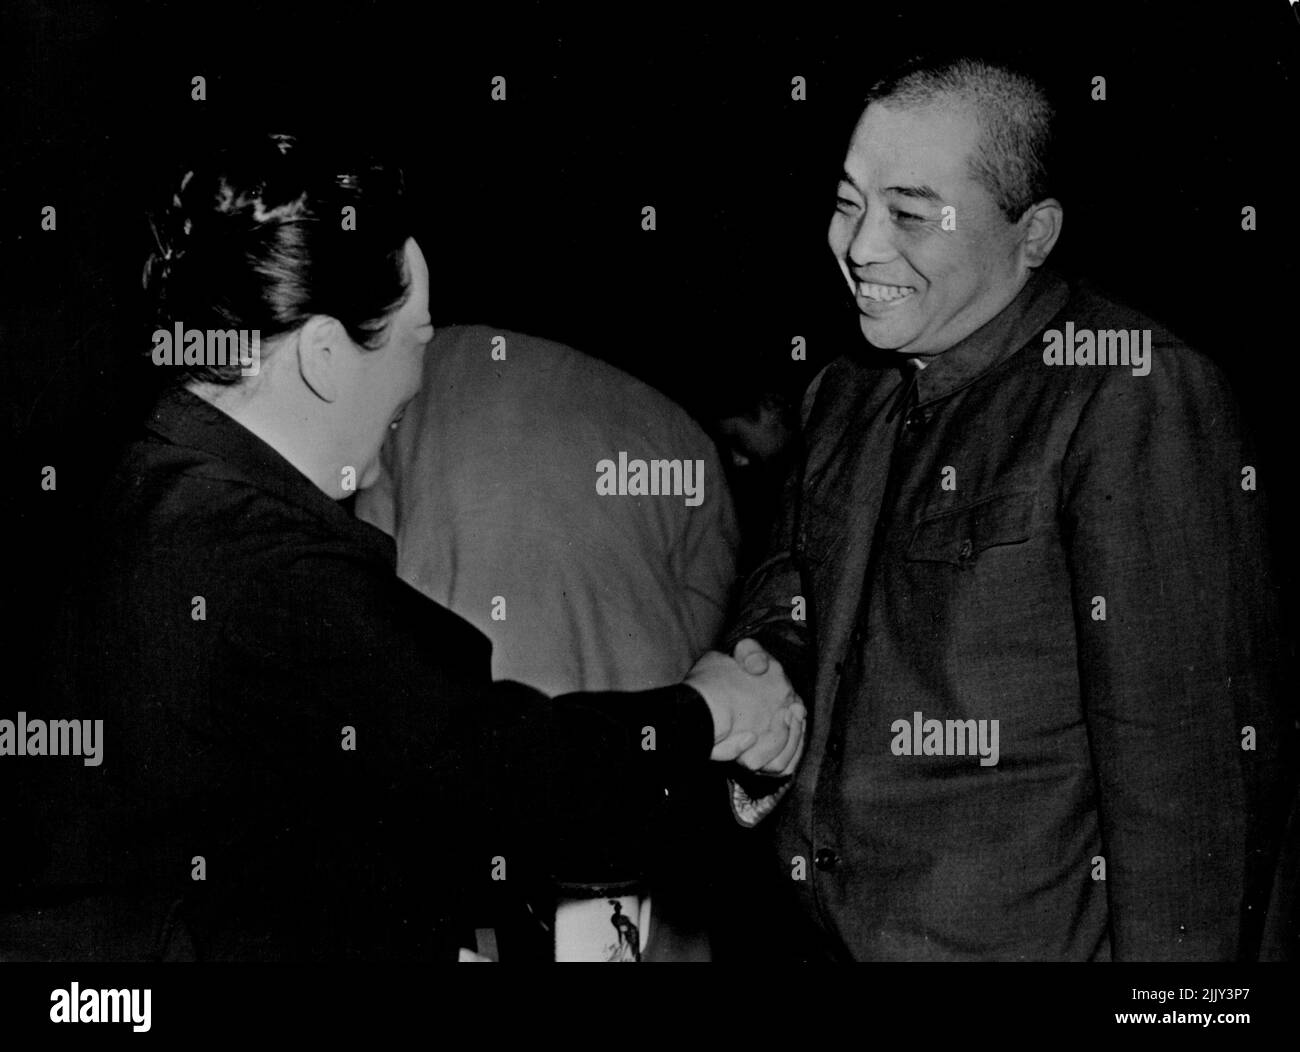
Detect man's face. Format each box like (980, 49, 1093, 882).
(828, 100, 1028, 358)
(717, 403, 793, 471)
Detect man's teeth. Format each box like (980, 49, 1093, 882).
(858, 282, 915, 302)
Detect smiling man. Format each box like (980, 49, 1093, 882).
(830, 94, 1048, 362)
(723, 54, 1294, 960)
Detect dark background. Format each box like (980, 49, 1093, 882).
(3, 0, 1298, 673)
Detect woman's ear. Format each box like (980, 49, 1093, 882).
(296, 316, 345, 403)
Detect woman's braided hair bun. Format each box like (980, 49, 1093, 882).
(143, 133, 409, 385)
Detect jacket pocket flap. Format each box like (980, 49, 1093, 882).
(906, 492, 1034, 565)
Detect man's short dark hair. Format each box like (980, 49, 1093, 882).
(864, 54, 1056, 222)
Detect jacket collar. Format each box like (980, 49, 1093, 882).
(143, 384, 397, 565)
(908, 267, 1070, 407)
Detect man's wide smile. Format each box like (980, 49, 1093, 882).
(857, 281, 917, 307)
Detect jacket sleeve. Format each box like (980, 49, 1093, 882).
(1060, 346, 1290, 960)
(716, 368, 830, 825)
(718, 365, 831, 707)
(217, 545, 714, 907)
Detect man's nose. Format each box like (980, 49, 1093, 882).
(847, 206, 895, 267)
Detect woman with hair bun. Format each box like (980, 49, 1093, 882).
(21, 134, 804, 962)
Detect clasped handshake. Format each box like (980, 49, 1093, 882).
(684, 638, 806, 777)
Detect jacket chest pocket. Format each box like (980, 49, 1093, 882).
(905, 491, 1034, 568)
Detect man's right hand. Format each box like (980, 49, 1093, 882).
(684, 639, 806, 772)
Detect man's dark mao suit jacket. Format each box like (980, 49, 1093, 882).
(8, 386, 713, 961)
(726, 267, 1294, 961)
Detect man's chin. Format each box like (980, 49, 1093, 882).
(857, 316, 921, 355)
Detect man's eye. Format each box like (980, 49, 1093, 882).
(835, 197, 859, 213)
(893, 210, 924, 223)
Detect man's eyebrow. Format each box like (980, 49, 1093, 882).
(885, 184, 944, 203)
(837, 170, 863, 194)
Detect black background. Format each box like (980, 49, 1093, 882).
(2, 2, 1297, 753)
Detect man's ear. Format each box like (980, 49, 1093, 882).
(297, 315, 345, 403)
(1018, 198, 1063, 269)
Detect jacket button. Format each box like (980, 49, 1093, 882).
(814, 848, 839, 871)
(956, 538, 974, 563)
(904, 409, 928, 431)
(826, 734, 843, 759)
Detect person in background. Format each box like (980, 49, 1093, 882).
(711, 379, 802, 579)
(358, 325, 739, 697)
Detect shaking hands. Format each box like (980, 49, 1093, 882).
(685, 638, 806, 777)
